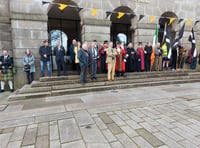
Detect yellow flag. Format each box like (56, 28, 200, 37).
(150, 16, 155, 23)
(117, 12, 125, 19)
(92, 9, 98, 16)
(187, 19, 191, 25)
(58, 4, 68, 11)
(168, 18, 175, 25)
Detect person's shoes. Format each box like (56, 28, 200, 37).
(94, 77, 97, 80)
(0, 89, 4, 93)
(10, 89, 14, 92)
(112, 79, 115, 81)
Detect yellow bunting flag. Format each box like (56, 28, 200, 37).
(150, 16, 155, 23)
(187, 19, 191, 25)
(168, 18, 175, 25)
(117, 12, 125, 19)
(58, 4, 68, 11)
(92, 8, 98, 16)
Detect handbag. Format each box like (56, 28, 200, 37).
(24, 64, 30, 72)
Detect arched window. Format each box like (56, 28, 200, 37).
(49, 30, 68, 52)
(117, 33, 127, 45)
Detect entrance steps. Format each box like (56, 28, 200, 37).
(8, 70, 200, 101)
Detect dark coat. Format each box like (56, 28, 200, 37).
(0, 55, 14, 81)
(78, 49, 89, 68)
(39, 46, 52, 62)
(88, 47, 99, 64)
(54, 46, 65, 61)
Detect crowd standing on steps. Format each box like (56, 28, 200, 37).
(0, 36, 199, 92)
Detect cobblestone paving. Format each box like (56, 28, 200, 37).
(0, 83, 200, 147)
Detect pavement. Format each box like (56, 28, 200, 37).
(0, 82, 200, 148)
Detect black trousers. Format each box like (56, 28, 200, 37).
(56, 58, 66, 76)
(26, 72, 34, 84)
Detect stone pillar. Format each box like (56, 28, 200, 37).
(134, 23, 157, 48)
(10, 13, 48, 88)
(0, 0, 12, 53)
(81, 19, 111, 44)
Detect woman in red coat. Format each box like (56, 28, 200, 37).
(115, 41, 126, 77)
(136, 42, 145, 72)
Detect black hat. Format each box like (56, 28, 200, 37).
(103, 40, 108, 44)
(43, 40, 48, 43)
(93, 40, 97, 42)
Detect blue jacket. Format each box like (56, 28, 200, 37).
(78, 49, 89, 68)
(23, 55, 36, 73)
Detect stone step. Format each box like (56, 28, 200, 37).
(8, 92, 51, 102)
(9, 77, 200, 101)
(33, 72, 190, 87)
(51, 78, 200, 96)
(18, 75, 192, 94)
(40, 70, 192, 82)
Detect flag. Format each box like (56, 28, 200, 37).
(117, 12, 125, 19)
(130, 13, 136, 19)
(194, 20, 200, 26)
(168, 18, 175, 25)
(171, 22, 185, 48)
(178, 18, 184, 24)
(163, 27, 171, 59)
(189, 28, 197, 57)
(77, 7, 83, 12)
(92, 8, 98, 16)
(187, 19, 191, 25)
(58, 4, 67, 11)
(42, 1, 50, 5)
(150, 16, 155, 23)
(150, 24, 158, 69)
(105, 11, 112, 19)
(138, 15, 145, 22)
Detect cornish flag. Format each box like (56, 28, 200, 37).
(188, 27, 197, 57)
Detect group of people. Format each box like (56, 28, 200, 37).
(0, 38, 198, 91)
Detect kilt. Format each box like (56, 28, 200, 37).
(1, 69, 14, 81)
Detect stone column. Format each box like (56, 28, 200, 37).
(10, 13, 48, 88)
(81, 19, 111, 44)
(0, 0, 12, 53)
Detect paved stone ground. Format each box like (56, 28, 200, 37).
(1, 83, 200, 148)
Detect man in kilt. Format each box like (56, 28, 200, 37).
(0, 49, 15, 92)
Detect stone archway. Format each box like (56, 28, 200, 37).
(158, 11, 178, 45)
(110, 6, 135, 46)
(48, 0, 81, 52)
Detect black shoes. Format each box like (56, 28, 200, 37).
(0, 89, 4, 93)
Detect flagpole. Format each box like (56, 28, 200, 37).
(161, 22, 167, 46)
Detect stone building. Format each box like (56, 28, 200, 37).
(0, 0, 200, 88)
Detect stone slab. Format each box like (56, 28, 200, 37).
(0, 133, 12, 148)
(35, 135, 49, 148)
(10, 126, 26, 142)
(22, 127, 37, 146)
(74, 110, 94, 126)
(62, 140, 86, 148)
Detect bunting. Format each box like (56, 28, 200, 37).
(39, 1, 200, 25)
(58, 4, 68, 11)
(117, 12, 125, 19)
(168, 18, 175, 25)
(150, 16, 155, 23)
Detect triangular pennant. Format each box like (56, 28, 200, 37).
(138, 15, 144, 22)
(194, 20, 200, 26)
(187, 19, 191, 25)
(178, 19, 184, 24)
(150, 16, 155, 23)
(168, 18, 175, 25)
(92, 8, 98, 16)
(130, 13, 136, 19)
(42, 1, 50, 5)
(77, 7, 83, 12)
(105, 11, 112, 19)
(117, 12, 125, 19)
(58, 3, 68, 11)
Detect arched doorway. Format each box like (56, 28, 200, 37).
(110, 6, 135, 46)
(48, 0, 81, 52)
(48, 0, 81, 71)
(158, 12, 178, 45)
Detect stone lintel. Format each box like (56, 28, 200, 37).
(82, 18, 111, 27)
(10, 13, 48, 22)
(136, 23, 158, 30)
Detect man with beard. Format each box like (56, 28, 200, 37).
(126, 42, 135, 72)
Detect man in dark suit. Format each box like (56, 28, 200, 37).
(78, 42, 89, 85)
(88, 41, 100, 80)
(54, 41, 66, 76)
